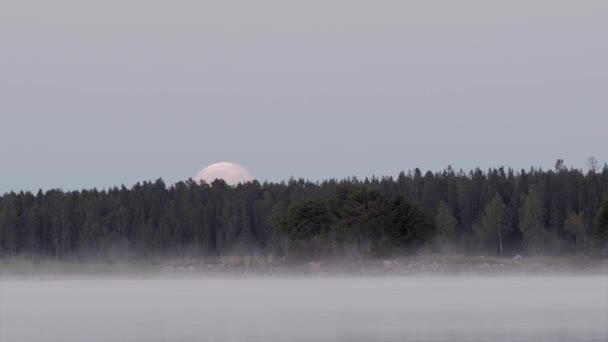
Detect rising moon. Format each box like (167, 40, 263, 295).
(194, 162, 254, 186)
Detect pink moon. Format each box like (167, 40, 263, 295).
(194, 162, 254, 186)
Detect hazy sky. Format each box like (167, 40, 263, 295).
(1, 0, 607, 193)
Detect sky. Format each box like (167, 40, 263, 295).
(1, 0, 607, 193)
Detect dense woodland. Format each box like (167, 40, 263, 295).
(2, 160, 608, 261)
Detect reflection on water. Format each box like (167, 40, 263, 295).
(1, 276, 607, 341)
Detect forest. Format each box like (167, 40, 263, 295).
(1, 160, 608, 261)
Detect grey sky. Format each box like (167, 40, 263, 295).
(1, 0, 607, 193)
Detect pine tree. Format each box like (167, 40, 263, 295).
(475, 193, 511, 257)
(435, 201, 457, 246)
(564, 211, 587, 252)
(520, 190, 545, 255)
(594, 200, 608, 254)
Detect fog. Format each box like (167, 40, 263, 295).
(1, 276, 607, 341)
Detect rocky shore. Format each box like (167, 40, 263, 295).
(157, 254, 608, 276)
(2, 254, 607, 278)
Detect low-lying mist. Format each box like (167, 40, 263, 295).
(2, 252, 606, 341)
(1, 253, 608, 280)
(1, 275, 606, 342)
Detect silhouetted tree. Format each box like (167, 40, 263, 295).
(475, 193, 511, 257)
(520, 189, 545, 255)
(594, 200, 608, 255)
(1, 162, 607, 259)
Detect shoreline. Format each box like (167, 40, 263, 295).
(1, 254, 607, 279)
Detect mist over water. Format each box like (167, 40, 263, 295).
(1, 276, 607, 342)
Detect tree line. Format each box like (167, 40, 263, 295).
(1, 161, 608, 260)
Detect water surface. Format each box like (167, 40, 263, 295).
(1, 276, 606, 341)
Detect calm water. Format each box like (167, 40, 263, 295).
(1, 276, 607, 342)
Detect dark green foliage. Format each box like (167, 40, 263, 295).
(281, 199, 333, 241)
(435, 201, 457, 246)
(564, 211, 587, 251)
(333, 185, 390, 253)
(1, 161, 608, 259)
(474, 193, 512, 256)
(388, 197, 435, 248)
(594, 200, 608, 254)
(519, 190, 545, 255)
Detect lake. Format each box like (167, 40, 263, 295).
(1, 276, 606, 341)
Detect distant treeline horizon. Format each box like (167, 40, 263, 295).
(1, 160, 608, 261)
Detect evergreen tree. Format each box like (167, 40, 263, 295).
(334, 185, 389, 255)
(564, 211, 587, 252)
(1, 164, 608, 259)
(594, 200, 608, 254)
(281, 199, 333, 242)
(520, 190, 545, 255)
(475, 193, 511, 257)
(435, 201, 457, 246)
(388, 197, 435, 251)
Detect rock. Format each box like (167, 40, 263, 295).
(309, 262, 321, 272)
(160, 266, 175, 272)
